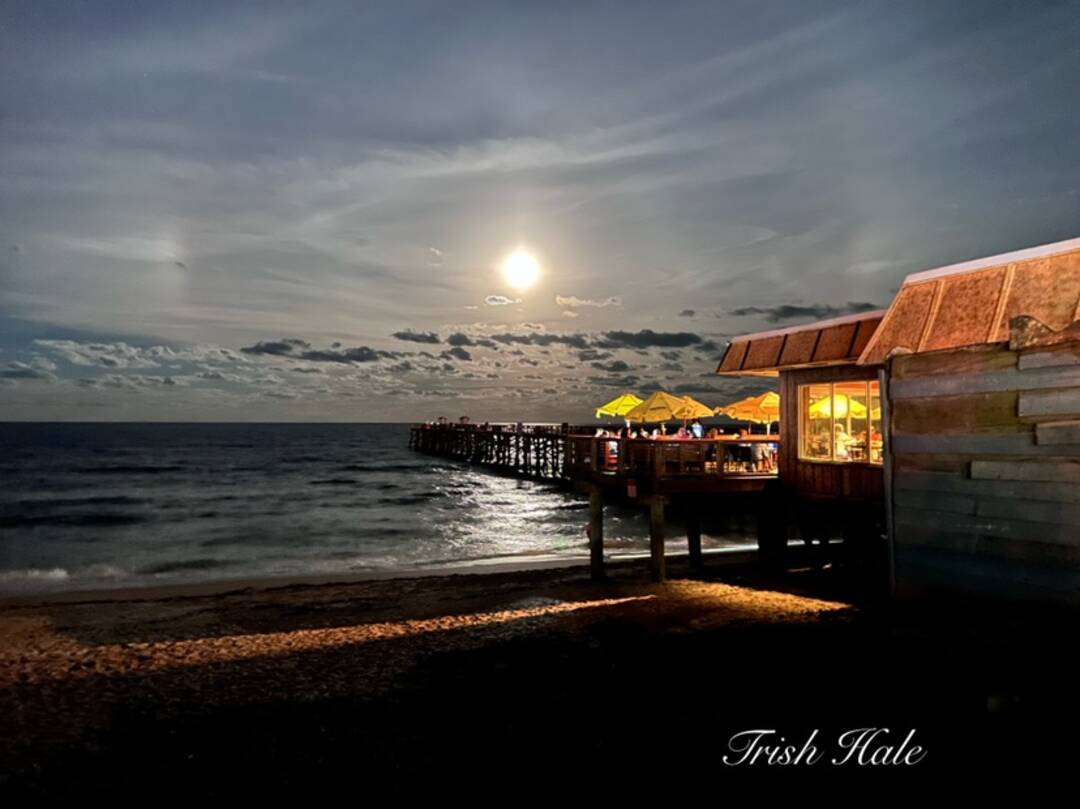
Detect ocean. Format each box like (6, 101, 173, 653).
(0, 422, 756, 595)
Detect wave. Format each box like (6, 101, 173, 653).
(6, 495, 149, 509)
(0, 567, 70, 584)
(378, 491, 448, 506)
(74, 464, 184, 475)
(138, 558, 233, 575)
(309, 478, 357, 486)
(0, 513, 149, 528)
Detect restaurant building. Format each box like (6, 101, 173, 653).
(715, 309, 888, 561)
(718, 236, 1080, 605)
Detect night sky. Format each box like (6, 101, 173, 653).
(2, 0, 1078, 421)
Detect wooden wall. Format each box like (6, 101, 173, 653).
(779, 364, 885, 503)
(887, 341, 1080, 605)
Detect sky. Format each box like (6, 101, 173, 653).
(2, 0, 1078, 422)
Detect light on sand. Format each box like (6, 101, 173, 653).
(501, 249, 540, 290)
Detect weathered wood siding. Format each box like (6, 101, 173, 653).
(779, 365, 884, 502)
(888, 342, 1080, 605)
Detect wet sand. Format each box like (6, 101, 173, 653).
(2, 554, 1078, 794)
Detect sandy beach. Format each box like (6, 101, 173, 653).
(3, 553, 1078, 794)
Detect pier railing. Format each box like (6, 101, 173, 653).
(565, 435, 778, 481)
(409, 423, 778, 489)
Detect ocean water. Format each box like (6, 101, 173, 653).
(0, 423, 755, 594)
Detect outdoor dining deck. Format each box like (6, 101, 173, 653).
(565, 433, 777, 495)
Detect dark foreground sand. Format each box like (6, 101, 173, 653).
(2, 553, 1078, 794)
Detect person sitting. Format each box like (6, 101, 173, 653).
(675, 425, 690, 439)
(690, 419, 704, 439)
(834, 424, 852, 460)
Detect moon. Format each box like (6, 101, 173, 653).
(501, 249, 540, 290)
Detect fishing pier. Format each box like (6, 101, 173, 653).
(409, 422, 778, 582)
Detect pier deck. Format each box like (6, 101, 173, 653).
(409, 423, 778, 582)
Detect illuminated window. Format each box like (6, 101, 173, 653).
(798, 380, 882, 464)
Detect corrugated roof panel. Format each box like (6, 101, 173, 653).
(813, 323, 858, 362)
(851, 317, 878, 357)
(715, 310, 885, 375)
(859, 283, 937, 365)
(717, 340, 748, 373)
(777, 329, 818, 366)
(743, 335, 785, 369)
(998, 250, 1080, 339)
(858, 238, 1080, 364)
(923, 267, 1006, 352)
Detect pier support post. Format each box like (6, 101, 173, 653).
(647, 497, 666, 583)
(588, 486, 605, 581)
(686, 504, 702, 572)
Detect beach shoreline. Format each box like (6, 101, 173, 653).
(2, 551, 1077, 793)
(0, 544, 758, 606)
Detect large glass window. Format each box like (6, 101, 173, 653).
(798, 380, 882, 464)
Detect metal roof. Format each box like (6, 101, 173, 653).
(858, 237, 1080, 365)
(715, 310, 885, 376)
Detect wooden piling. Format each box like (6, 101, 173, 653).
(686, 504, 702, 571)
(647, 497, 666, 583)
(588, 486, 605, 581)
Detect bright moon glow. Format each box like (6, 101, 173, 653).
(501, 249, 540, 290)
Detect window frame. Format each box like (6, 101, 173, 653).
(797, 379, 882, 466)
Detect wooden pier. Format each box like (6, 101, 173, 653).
(409, 423, 777, 583)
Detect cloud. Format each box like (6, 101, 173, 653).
(484, 295, 522, 306)
(239, 338, 311, 357)
(392, 329, 441, 344)
(555, 295, 622, 308)
(727, 301, 880, 322)
(588, 374, 641, 388)
(596, 329, 702, 349)
(489, 332, 590, 349)
(591, 359, 630, 373)
(445, 332, 497, 348)
(562, 310, 580, 318)
(679, 309, 695, 317)
(442, 346, 472, 361)
(35, 340, 162, 368)
(1, 361, 56, 382)
(240, 338, 398, 364)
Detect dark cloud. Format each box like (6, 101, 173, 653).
(442, 346, 472, 361)
(240, 338, 397, 364)
(392, 330, 441, 344)
(577, 349, 612, 362)
(590, 359, 630, 373)
(679, 309, 695, 317)
(489, 332, 591, 350)
(240, 339, 311, 357)
(727, 301, 880, 322)
(597, 329, 702, 349)
(446, 332, 497, 349)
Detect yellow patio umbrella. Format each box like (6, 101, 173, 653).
(715, 391, 780, 424)
(809, 393, 867, 419)
(625, 391, 711, 423)
(594, 392, 643, 419)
